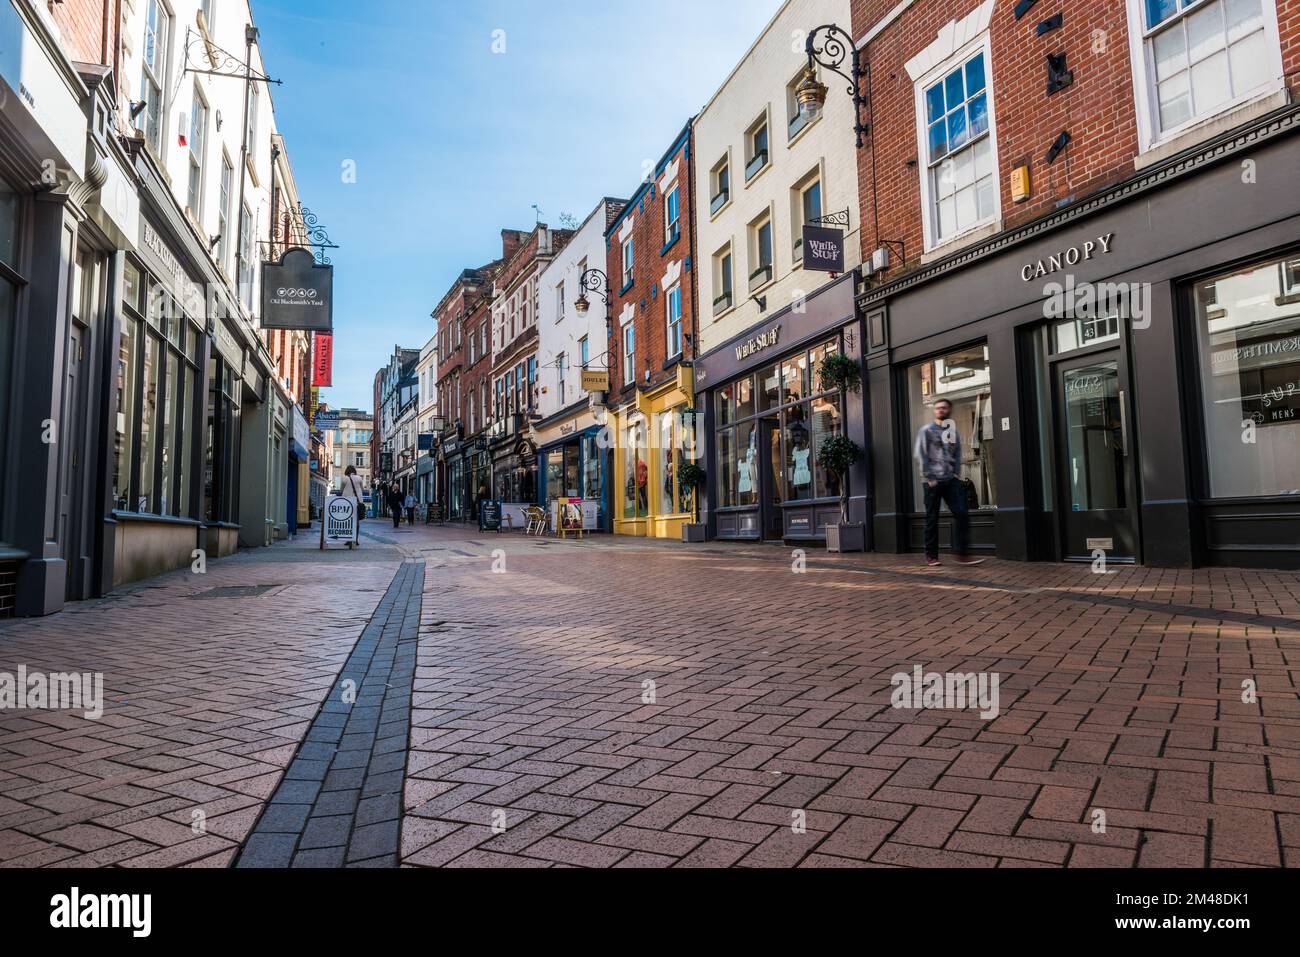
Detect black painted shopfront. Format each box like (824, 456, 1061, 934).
(696, 273, 868, 543)
(862, 103, 1300, 568)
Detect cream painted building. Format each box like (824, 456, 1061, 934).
(693, 0, 861, 356)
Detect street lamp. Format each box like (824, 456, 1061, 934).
(573, 268, 610, 317)
(798, 24, 870, 147)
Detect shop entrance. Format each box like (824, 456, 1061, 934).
(760, 416, 783, 540)
(1053, 349, 1138, 561)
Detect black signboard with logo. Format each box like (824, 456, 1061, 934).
(802, 225, 846, 274)
(262, 248, 334, 332)
(478, 500, 502, 532)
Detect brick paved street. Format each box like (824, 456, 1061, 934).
(2, 523, 1299, 868)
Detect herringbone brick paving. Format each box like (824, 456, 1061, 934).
(402, 526, 1300, 868)
(3, 520, 1299, 868)
(0, 538, 402, 868)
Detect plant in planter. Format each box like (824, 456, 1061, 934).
(816, 351, 866, 552)
(817, 351, 861, 396)
(678, 461, 707, 543)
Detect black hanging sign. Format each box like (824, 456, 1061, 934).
(261, 247, 334, 332)
(802, 225, 846, 274)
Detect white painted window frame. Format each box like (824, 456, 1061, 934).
(1124, 0, 1285, 154)
(912, 32, 1000, 254)
(665, 284, 682, 360)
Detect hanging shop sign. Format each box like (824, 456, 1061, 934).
(262, 248, 334, 332)
(580, 370, 610, 392)
(315, 410, 339, 431)
(313, 334, 334, 386)
(802, 225, 846, 274)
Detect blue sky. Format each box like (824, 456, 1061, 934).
(255, 0, 785, 410)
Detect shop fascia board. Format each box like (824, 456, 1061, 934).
(2, 0, 92, 179)
(857, 100, 1300, 310)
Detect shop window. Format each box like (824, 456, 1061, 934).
(906, 344, 997, 512)
(1129, 0, 1282, 148)
(138, 336, 159, 512)
(1194, 253, 1300, 497)
(622, 419, 648, 519)
(715, 341, 842, 511)
(0, 178, 19, 519)
(655, 408, 695, 516)
(917, 45, 997, 248)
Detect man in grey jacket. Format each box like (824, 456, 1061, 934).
(914, 398, 984, 567)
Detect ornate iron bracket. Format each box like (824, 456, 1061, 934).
(261, 203, 340, 265)
(810, 208, 852, 230)
(181, 27, 282, 85)
(578, 268, 611, 305)
(806, 24, 870, 148)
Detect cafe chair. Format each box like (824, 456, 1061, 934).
(524, 505, 549, 536)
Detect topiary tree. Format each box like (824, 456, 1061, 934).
(817, 433, 861, 525)
(678, 461, 705, 524)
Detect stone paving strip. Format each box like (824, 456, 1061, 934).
(237, 560, 424, 868)
(0, 542, 402, 867)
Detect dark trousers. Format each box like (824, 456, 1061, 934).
(924, 477, 970, 559)
(406, 508, 415, 525)
(391, 506, 401, 528)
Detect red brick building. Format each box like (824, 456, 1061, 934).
(432, 233, 517, 520)
(603, 122, 701, 538)
(486, 224, 572, 505)
(843, 0, 1300, 568)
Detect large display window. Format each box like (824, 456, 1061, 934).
(906, 344, 997, 512)
(1195, 253, 1300, 498)
(0, 176, 21, 526)
(714, 340, 842, 512)
(116, 258, 203, 518)
(622, 418, 648, 519)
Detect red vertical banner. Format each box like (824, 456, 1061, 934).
(313, 334, 333, 387)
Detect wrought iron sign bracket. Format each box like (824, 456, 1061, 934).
(181, 27, 282, 85)
(810, 208, 852, 230)
(259, 203, 340, 266)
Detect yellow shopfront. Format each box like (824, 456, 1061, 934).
(612, 365, 697, 539)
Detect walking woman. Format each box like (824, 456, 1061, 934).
(340, 465, 365, 548)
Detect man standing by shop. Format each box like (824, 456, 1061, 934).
(915, 398, 984, 567)
(388, 483, 404, 530)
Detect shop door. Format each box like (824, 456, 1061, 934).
(61, 321, 91, 599)
(760, 417, 784, 540)
(1054, 351, 1138, 561)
